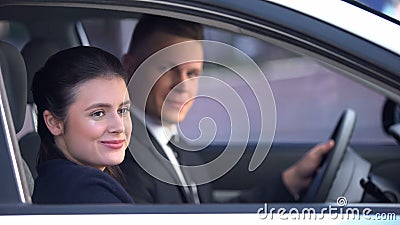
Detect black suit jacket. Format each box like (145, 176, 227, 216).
(120, 114, 294, 204)
(33, 159, 134, 204)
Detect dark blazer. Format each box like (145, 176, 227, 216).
(120, 114, 294, 204)
(32, 159, 134, 204)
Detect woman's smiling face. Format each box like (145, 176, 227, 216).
(53, 76, 132, 170)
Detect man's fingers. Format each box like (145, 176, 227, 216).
(313, 139, 334, 156)
(322, 139, 335, 154)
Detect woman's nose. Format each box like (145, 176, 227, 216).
(108, 113, 124, 134)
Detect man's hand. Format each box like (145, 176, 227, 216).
(282, 140, 334, 199)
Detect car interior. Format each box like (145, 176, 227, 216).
(0, 2, 400, 211)
(0, 39, 32, 203)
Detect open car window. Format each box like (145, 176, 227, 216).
(81, 13, 400, 205)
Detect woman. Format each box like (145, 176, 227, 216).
(31, 46, 134, 204)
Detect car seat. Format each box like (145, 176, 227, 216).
(19, 38, 60, 178)
(0, 40, 34, 200)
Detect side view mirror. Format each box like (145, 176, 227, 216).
(382, 99, 400, 143)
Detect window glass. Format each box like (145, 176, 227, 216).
(357, 0, 400, 21)
(0, 21, 29, 50)
(183, 29, 393, 144)
(83, 18, 394, 145)
(81, 18, 136, 59)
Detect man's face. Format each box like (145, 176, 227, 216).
(126, 31, 203, 125)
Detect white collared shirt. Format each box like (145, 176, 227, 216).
(131, 106, 200, 203)
(131, 105, 189, 185)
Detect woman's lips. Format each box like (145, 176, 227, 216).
(101, 140, 125, 149)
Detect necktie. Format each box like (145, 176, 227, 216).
(167, 136, 201, 204)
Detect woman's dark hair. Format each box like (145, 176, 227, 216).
(31, 46, 128, 180)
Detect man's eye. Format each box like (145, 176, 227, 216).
(187, 71, 199, 78)
(91, 111, 105, 118)
(119, 107, 130, 115)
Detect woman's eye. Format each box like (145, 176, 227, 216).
(91, 111, 105, 118)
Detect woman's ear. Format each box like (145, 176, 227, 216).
(43, 110, 64, 136)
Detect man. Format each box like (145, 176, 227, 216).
(120, 15, 333, 204)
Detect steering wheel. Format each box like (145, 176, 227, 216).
(302, 109, 356, 202)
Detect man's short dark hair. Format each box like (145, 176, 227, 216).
(128, 14, 204, 54)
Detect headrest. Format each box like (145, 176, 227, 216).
(0, 41, 27, 133)
(21, 38, 61, 104)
